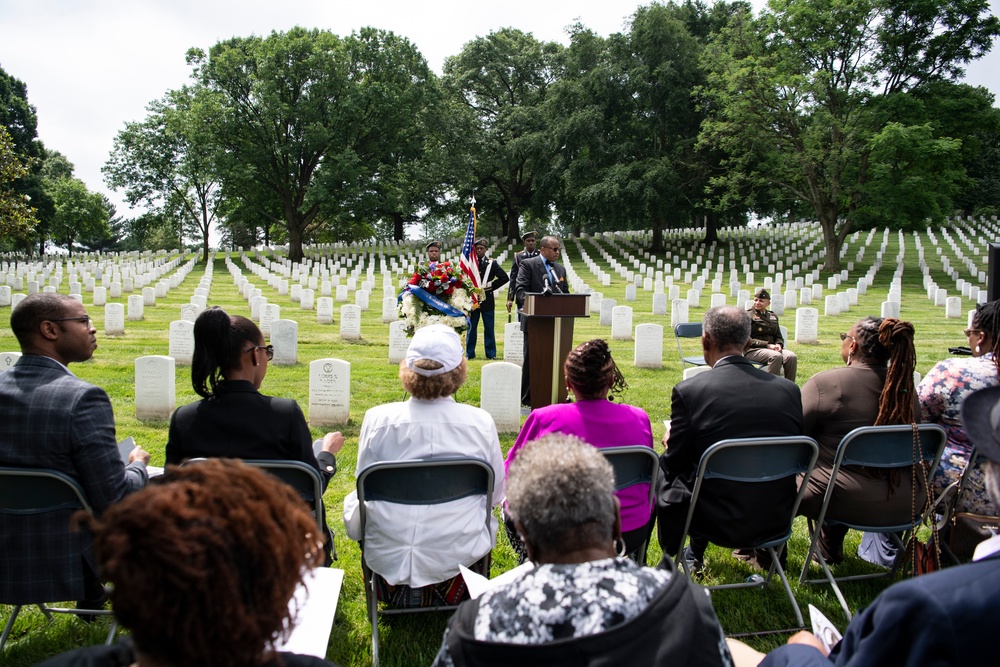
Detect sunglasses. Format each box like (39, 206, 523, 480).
(246, 345, 274, 361)
(839, 333, 855, 341)
(50, 316, 92, 326)
(965, 328, 982, 337)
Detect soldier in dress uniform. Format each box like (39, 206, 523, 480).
(506, 231, 538, 319)
(745, 288, 797, 380)
(467, 238, 509, 359)
(426, 240, 441, 263)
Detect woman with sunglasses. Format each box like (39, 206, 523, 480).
(918, 301, 1000, 521)
(166, 307, 343, 562)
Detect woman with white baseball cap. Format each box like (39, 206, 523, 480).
(342, 324, 505, 607)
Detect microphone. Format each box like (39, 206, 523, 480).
(542, 272, 552, 296)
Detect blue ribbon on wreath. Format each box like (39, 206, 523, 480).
(399, 285, 471, 326)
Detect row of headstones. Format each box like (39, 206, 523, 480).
(46, 351, 529, 432)
(3, 253, 193, 299)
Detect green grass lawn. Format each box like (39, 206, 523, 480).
(0, 220, 989, 666)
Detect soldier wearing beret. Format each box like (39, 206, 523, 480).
(426, 240, 441, 263)
(506, 231, 538, 318)
(745, 288, 797, 381)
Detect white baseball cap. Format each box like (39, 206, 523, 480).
(405, 324, 463, 376)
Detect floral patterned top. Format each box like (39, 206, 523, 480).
(432, 558, 671, 667)
(918, 353, 998, 515)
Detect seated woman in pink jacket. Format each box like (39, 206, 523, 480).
(504, 339, 655, 561)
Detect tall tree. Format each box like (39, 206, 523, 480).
(700, 0, 1000, 271)
(104, 86, 222, 261)
(0, 126, 37, 242)
(188, 27, 362, 262)
(442, 28, 561, 241)
(48, 176, 109, 255)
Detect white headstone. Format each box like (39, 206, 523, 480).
(261, 304, 280, 336)
(168, 320, 195, 365)
(503, 322, 524, 366)
(771, 293, 785, 316)
(625, 284, 637, 302)
(634, 323, 663, 369)
(93, 286, 107, 307)
(935, 288, 947, 307)
(0, 286, 10, 306)
(180, 303, 200, 323)
(611, 306, 633, 340)
(340, 304, 361, 340)
(105, 303, 125, 335)
(652, 293, 667, 316)
(10, 293, 26, 310)
(300, 288, 314, 311)
(670, 299, 689, 327)
(355, 289, 369, 311)
(308, 358, 350, 426)
(388, 321, 410, 364)
(881, 301, 901, 318)
(686, 289, 701, 308)
(945, 297, 962, 319)
(710, 293, 726, 308)
(480, 362, 522, 432)
(381, 297, 398, 323)
(127, 295, 144, 321)
(600, 299, 617, 326)
(270, 319, 298, 365)
(683, 366, 712, 380)
(795, 307, 819, 343)
(134, 355, 175, 421)
(317, 297, 335, 324)
(142, 286, 156, 306)
(336, 285, 349, 302)
(800, 288, 812, 305)
(0, 351, 22, 371)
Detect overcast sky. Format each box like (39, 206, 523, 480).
(1, 0, 998, 221)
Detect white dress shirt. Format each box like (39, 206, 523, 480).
(343, 396, 505, 587)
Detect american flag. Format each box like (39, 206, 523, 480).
(459, 205, 482, 304)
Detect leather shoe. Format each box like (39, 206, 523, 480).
(682, 546, 704, 574)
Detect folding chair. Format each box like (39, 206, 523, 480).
(674, 322, 706, 369)
(601, 446, 659, 565)
(675, 437, 820, 636)
(799, 424, 947, 620)
(356, 458, 495, 667)
(0, 467, 118, 651)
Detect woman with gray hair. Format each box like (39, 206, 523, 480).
(342, 324, 505, 608)
(432, 434, 732, 667)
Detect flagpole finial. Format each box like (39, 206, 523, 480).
(471, 195, 476, 207)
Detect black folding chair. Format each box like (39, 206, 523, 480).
(601, 446, 659, 565)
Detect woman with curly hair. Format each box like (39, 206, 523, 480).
(38, 459, 337, 667)
(797, 316, 921, 565)
(504, 339, 654, 561)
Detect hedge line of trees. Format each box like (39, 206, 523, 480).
(3, 1, 1000, 271)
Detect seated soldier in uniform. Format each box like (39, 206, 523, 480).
(745, 288, 797, 381)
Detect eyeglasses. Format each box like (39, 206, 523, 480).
(839, 333, 855, 341)
(965, 328, 982, 337)
(544, 245, 561, 252)
(50, 316, 92, 327)
(246, 345, 274, 361)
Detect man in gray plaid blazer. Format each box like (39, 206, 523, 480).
(0, 293, 149, 609)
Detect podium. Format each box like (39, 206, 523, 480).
(522, 293, 590, 409)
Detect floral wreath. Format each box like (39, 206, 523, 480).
(398, 261, 482, 337)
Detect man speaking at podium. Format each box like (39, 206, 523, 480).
(514, 235, 569, 407)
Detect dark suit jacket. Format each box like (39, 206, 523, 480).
(761, 550, 1000, 667)
(514, 255, 569, 309)
(659, 355, 803, 546)
(477, 257, 509, 311)
(0, 354, 147, 603)
(166, 380, 333, 489)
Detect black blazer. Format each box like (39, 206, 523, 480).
(166, 380, 332, 487)
(658, 356, 803, 545)
(514, 255, 569, 308)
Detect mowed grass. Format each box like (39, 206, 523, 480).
(0, 222, 988, 666)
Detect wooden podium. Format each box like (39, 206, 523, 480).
(522, 293, 590, 409)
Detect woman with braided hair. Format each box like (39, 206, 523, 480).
(503, 339, 655, 561)
(919, 300, 1000, 519)
(796, 317, 922, 565)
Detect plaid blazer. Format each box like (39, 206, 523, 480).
(0, 354, 147, 604)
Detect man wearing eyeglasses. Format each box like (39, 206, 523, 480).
(745, 288, 797, 381)
(514, 235, 570, 405)
(0, 293, 150, 615)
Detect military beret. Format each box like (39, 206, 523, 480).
(754, 288, 770, 300)
(425, 240, 441, 250)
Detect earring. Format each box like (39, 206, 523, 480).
(976, 345, 981, 354)
(847, 352, 853, 366)
(614, 538, 627, 558)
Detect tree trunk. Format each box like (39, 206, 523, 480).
(819, 213, 844, 273)
(703, 213, 718, 245)
(391, 212, 405, 241)
(649, 215, 665, 253)
(504, 204, 520, 242)
(287, 223, 304, 262)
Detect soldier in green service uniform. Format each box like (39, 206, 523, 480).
(745, 288, 797, 381)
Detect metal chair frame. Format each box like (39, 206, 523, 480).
(0, 467, 118, 651)
(674, 322, 707, 369)
(356, 458, 494, 667)
(601, 446, 659, 566)
(675, 437, 820, 636)
(798, 424, 947, 620)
